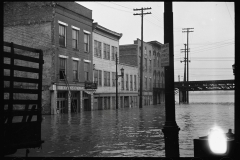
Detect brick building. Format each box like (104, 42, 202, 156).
(92, 23, 138, 110)
(148, 41, 165, 104)
(119, 39, 165, 106)
(4, 2, 95, 114)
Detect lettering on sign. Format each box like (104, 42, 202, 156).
(161, 43, 169, 67)
(57, 86, 83, 90)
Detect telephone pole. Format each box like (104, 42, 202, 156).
(180, 44, 190, 103)
(182, 28, 194, 103)
(133, 7, 151, 108)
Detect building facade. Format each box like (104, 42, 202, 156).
(148, 41, 165, 104)
(92, 23, 138, 110)
(119, 39, 165, 106)
(4, 2, 96, 114)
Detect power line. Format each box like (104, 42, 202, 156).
(225, 2, 234, 25)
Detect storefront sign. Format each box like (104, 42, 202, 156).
(161, 43, 169, 67)
(57, 86, 84, 90)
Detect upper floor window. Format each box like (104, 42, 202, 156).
(84, 31, 90, 52)
(112, 72, 116, 86)
(84, 62, 89, 81)
(98, 70, 102, 86)
(59, 57, 66, 80)
(134, 75, 137, 91)
(149, 50, 151, 57)
(72, 60, 78, 81)
(94, 69, 98, 83)
(121, 75, 124, 90)
(72, 29, 79, 49)
(145, 58, 147, 72)
(104, 71, 110, 86)
(126, 74, 129, 91)
(104, 43, 110, 60)
(145, 47, 147, 54)
(94, 40, 102, 58)
(59, 24, 66, 47)
(130, 75, 133, 91)
(145, 77, 147, 90)
(111, 46, 117, 61)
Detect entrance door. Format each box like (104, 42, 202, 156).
(57, 99, 66, 114)
(71, 99, 78, 113)
(84, 99, 90, 111)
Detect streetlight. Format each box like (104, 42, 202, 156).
(116, 53, 124, 110)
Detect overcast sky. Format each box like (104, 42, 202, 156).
(77, 1, 235, 81)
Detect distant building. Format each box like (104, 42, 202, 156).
(92, 23, 138, 109)
(119, 39, 165, 106)
(4, 2, 95, 114)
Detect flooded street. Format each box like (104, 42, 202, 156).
(10, 105, 166, 157)
(8, 94, 234, 157)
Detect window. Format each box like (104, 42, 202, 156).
(84, 62, 89, 81)
(72, 29, 78, 49)
(84, 33, 90, 52)
(149, 50, 151, 57)
(104, 71, 110, 86)
(107, 72, 110, 86)
(149, 78, 152, 90)
(126, 74, 129, 91)
(145, 47, 147, 54)
(111, 46, 117, 61)
(112, 72, 116, 86)
(130, 75, 133, 91)
(121, 75, 124, 90)
(145, 58, 147, 72)
(104, 43, 110, 60)
(59, 57, 66, 80)
(73, 60, 78, 81)
(94, 40, 102, 57)
(94, 69, 98, 83)
(59, 24, 66, 47)
(149, 59, 152, 72)
(98, 70, 102, 86)
(145, 77, 147, 90)
(134, 75, 137, 91)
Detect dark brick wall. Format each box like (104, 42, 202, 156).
(4, 2, 54, 27)
(119, 45, 138, 67)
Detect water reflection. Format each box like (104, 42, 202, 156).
(6, 102, 233, 157)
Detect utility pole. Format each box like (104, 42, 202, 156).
(180, 44, 190, 103)
(162, 2, 180, 157)
(182, 28, 194, 103)
(133, 7, 151, 108)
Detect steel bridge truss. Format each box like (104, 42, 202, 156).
(174, 80, 234, 91)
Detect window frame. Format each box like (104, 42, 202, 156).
(59, 57, 67, 80)
(83, 30, 91, 53)
(72, 60, 78, 81)
(59, 24, 66, 47)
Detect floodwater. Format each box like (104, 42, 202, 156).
(7, 91, 234, 157)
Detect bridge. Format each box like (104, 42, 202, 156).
(174, 79, 234, 103)
(174, 79, 234, 91)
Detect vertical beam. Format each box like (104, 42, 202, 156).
(234, 21, 240, 158)
(162, 2, 180, 157)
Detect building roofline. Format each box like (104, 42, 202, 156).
(93, 22, 122, 39)
(147, 40, 163, 46)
